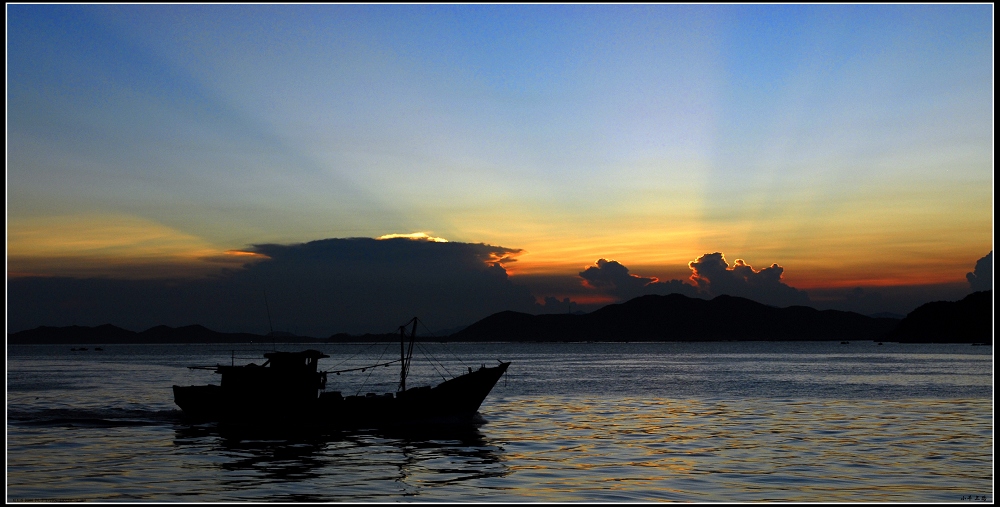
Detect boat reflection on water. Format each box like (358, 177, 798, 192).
(171, 420, 508, 501)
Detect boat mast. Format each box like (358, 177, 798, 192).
(399, 317, 418, 393)
(263, 290, 279, 351)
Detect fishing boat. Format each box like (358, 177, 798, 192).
(172, 318, 510, 428)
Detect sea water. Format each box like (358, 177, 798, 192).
(6, 341, 993, 502)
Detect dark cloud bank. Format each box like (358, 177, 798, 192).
(7, 238, 992, 336)
(8, 238, 538, 336)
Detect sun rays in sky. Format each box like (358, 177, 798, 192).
(8, 5, 993, 298)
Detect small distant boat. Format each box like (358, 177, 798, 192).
(840, 341, 849, 345)
(877, 342, 883, 346)
(172, 317, 510, 428)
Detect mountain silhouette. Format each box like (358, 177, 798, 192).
(886, 290, 992, 344)
(10, 292, 989, 345)
(448, 293, 899, 342)
(8, 323, 138, 344)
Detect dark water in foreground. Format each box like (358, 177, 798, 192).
(6, 341, 994, 502)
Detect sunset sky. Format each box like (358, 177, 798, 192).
(7, 5, 993, 334)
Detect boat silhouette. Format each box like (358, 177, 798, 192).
(172, 318, 510, 428)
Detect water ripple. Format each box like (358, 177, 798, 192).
(6, 342, 993, 502)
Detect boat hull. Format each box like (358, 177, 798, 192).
(173, 362, 510, 428)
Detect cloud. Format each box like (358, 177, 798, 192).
(966, 251, 992, 291)
(580, 259, 657, 295)
(7, 236, 539, 335)
(687, 252, 810, 307)
(499, 272, 615, 314)
(577, 253, 812, 307)
(578, 258, 701, 301)
(240, 237, 539, 334)
(538, 296, 581, 315)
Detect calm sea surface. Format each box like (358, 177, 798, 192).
(6, 341, 994, 502)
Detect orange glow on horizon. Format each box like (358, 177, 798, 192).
(223, 249, 266, 257)
(533, 293, 618, 306)
(786, 275, 973, 290)
(7, 212, 986, 291)
(506, 253, 981, 294)
(6, 214, 260, 279)
(377, 232, 449, 242)
(492, 249, 987, 291)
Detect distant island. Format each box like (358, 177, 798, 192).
(8, 291, 992, 345)
(449, 293, 901, 342)
(885, 290, 992, 344)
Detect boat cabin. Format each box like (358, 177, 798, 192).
(217, 349, 330, 404)
(261, 349, 329, 372)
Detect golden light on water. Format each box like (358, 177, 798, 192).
(486, 395, 991, 502)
